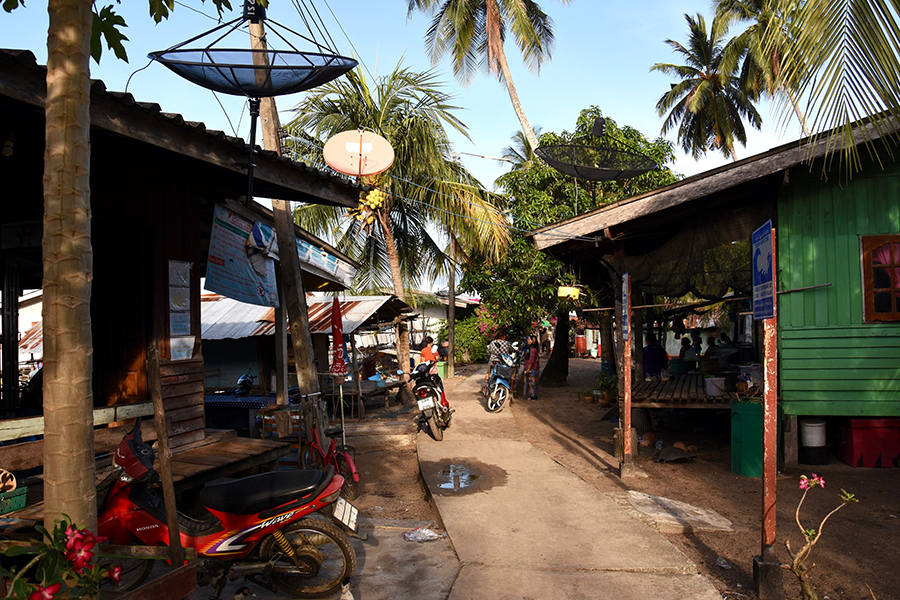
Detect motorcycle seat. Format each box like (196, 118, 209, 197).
(324, 426, 343, 438)
(200, 468, 327, 515)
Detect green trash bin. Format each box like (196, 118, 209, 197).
(436, 361, 447, 379)
(731, 400, 764, 477)
(731, 400, 782, 477)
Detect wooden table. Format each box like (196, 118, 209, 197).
(629, 373, 735, 409)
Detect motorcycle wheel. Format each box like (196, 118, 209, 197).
(259, 517, 357, 598)
(99, 555, 154, 592)
(337, 454, 360, 500)
(486, 385, 508, 413)
(427, 412, 443, 441)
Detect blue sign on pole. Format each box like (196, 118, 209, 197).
(752, 220, 774, 320)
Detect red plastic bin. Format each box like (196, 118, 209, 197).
(836, 418, 900, 468)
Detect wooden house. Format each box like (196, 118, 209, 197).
(0, 48, 359, 482)
(533, 119, 900, 463)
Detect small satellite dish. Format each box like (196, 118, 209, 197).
(323, 129, 395, 177)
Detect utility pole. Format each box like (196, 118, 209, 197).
(250, 20, 319, 396)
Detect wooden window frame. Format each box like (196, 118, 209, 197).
(862, 234, 900, 323)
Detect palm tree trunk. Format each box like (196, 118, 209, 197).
(377, 209, 411, 401)
(786, 86, 812, 137)
(42, 0, 96, 531)
(539, 307, 569, 387)
(495, 45, 539, 152)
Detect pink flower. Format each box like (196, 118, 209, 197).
(66, 538, 95, 573)
(108, 565, 122, 583)
(799, 476, 810, 490)
(28, 583, 62, 600)
(812, 474, 825, 488)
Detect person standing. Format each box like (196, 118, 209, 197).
(523, 334, 540, 401)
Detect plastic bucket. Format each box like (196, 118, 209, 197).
(705, 377, 726, 397)
(800, 418, 827, 447)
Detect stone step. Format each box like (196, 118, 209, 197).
(340, 418, 418, 449)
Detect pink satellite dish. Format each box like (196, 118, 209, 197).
(322, 129, 395, 177)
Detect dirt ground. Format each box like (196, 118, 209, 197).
(348, 358, 900, 600)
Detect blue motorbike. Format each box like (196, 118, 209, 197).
(484, 344, 520, 413)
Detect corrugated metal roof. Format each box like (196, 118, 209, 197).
(201, 294, 414, 340)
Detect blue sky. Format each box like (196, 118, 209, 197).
(3, 0, 799, 188)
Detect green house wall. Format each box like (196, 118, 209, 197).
(777, 164, 900, 416)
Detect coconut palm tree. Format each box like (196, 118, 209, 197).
(286, 61, 509, 389)
(406, 0, 570, 152)
(715, 0, 810, 136)
(768, 0, 900, 177)
(500, 126, 542, 171)
(652, 12, 762, 161)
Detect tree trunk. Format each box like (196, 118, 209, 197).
(539, 308, 569, 387)
(377, 208, 411, 402)
(42, 0, 96, 530)
(494, 38, 539, 152)
(251, 22, 319, 396)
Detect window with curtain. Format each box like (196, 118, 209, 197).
(862, 235, 900, 322)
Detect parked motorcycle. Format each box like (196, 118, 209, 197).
(484, 344, 521, 413)
(406, 360, 453, 441)
(97, 421, 358, 598)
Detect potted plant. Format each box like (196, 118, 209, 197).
(596, 371, 619, 407)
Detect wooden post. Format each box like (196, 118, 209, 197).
(447, 240, 456, 379)
(148, 345, 185, 568)
(754, 227, 783, 599)
(274, 268, 288, 406)
(350, 335, 364, 419)
(620, 273, 637, 477)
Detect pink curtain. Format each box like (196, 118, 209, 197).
(873, 242, 900, 290)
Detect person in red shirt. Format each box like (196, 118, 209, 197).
(419, 336, 437, 362)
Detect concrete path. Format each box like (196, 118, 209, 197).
(417, 369, 723, 600)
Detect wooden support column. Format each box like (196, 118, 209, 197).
(619, 273, 638, 477)
(148, 346, 185, 568)
(754, 227, 783, 599)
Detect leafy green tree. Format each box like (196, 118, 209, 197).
(715, 0, 810, 135)
(769, 0, 900, 177)
(286, 62, 509, 387)
(3, 0, 230, 531)
(464, 107, 679, 385)
(652, 12, 762, 161)
(406, 0, 571, 151)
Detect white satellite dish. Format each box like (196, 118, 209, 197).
(323, 129, 395, 177)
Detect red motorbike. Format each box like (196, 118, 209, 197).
(96, 421, 358, 599)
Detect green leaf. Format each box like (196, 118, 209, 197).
(12, 577, 33, 600)
(3, 544, 41, 556)
(92, 5, 130, 63)
(148, 0, 175, 23)
(2, 0, 23, 13)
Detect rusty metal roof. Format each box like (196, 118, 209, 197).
(201, 293, 415, 340)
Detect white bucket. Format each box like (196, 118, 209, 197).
(800, 418, 827, 447)
(705, 377, 726, 397)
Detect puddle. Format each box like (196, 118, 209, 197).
(420, 458, 507, 496)
(437, 464, 480, 490)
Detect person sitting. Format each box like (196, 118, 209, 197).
(704, 336, 719, 358)
(643, 333, 669, 378)
(419, 336, 437, 362)
(438, 340, 450, 361)
(678, 337, 693, 360)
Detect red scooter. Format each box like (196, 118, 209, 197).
(96, 421, 358, 598)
